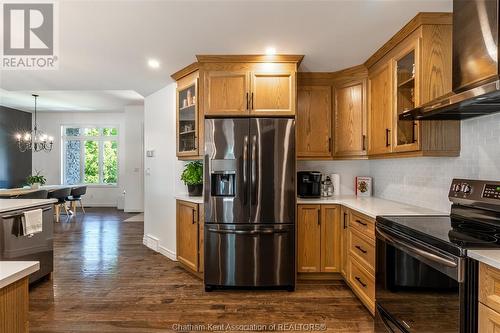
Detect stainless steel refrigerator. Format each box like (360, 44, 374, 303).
(204, 118, 295, 291)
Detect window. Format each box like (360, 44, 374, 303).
(62, 126, 119, 185)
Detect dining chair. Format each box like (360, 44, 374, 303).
(48, 188, 72, 222)
(67, 186, 87, 216)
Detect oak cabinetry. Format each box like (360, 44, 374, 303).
(204, 71, 249, 116)
(297, 204, 341, 273)
(176, 200, 204, 274)
(340, 207, 350, 279)
(0, 277, 29, 333)
(296, 86, 332, 158)
(172, 66, 204, 160)
(346, 209, 376, 315)
(198, 55, 302, 117)
(334, 77, 368, 157)
(479, 263, 500, 332)
(368, 62, 393, 155)
(366, 13, 460, 157)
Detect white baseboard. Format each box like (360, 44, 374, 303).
(142, 235, 177, 261)
(124, 208, 144, 213)
(83, 204, 117, 208)
(143, 234, 159, 251)
(159, 246, 177, 261)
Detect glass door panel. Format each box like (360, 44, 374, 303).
(177, 82, 197, 154)
(395, 50, 417, 148)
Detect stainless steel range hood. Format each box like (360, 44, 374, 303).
(400, 0, 500, 120)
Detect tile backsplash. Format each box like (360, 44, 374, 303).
(298, 112, 500, 213)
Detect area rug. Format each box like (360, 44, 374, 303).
(124, 213, 144, 222)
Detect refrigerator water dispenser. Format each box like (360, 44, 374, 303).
(211, 172, 235, 197)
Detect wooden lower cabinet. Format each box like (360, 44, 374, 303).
(0, 277, 29, 333)
(340, 207, 350, 279)
(479, 262, 500, 332)
(176, 200, 204, 274)
(346, 208, 376, 315)
(297, 204, 341, 273)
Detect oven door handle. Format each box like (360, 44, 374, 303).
(376, 226, 458, 268)
(207, 228, 287, 235)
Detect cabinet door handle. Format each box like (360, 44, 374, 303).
(343, 212, 348, 229)
(317, 211, 321, 225)
(246, 92, 249, 110)
(192, 210, 197, 224)
(412, 122, 417, 143)
(385, 128, 391, 147)
(355, 276, 367, 288)
(362, 134, 366, 151)
(355, 245, 367, 254)
(251, 92, 254, 110)
(329, 137, 332, 152)
(355, 219, 368, 226)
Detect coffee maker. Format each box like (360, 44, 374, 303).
(297, 171, 322, 198)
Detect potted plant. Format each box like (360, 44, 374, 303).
(26, 170, 47, 189)
(181, 161, 203, 196)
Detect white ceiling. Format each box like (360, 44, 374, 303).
(0, 0, 452, 111)
(0, 89, 143, 112)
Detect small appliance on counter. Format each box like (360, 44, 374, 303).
(297, 171, 322, 198)
(321, 176, 334, 197)
(330, 173, 340, 196)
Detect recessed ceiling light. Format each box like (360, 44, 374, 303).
(148, 58, 160, 69)
(265, 47, 276, 55)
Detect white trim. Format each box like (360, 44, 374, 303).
(84, 203, 116, 208)
(142, 235, 177, 261)
(124, 208, 144, 213)
(159, 246, 177, 261)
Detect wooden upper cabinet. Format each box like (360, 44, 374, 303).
(297, 205, 321, 273)
(204, 71, 249, 116)
(251, 71, 295, 115)
(334, 79, 367, 157)
(172, 65, 203, 160)
(368, 63, 393, 155)
(297, 86, 332, 158)
(176, 200, 199, 272)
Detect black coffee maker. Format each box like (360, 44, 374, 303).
(297, 171, 322, 198)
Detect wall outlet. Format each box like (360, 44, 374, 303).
(146, 150, 154, 157)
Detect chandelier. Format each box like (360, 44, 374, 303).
(16, 94, 53, 153)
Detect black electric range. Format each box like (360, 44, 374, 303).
(374, 179, 500, 333)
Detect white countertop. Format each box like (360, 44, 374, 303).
(297, 196, 446, 219)
(468, 250, 500, 270)
(175, 195, 203, 204)
(0, 261, 39, 289)
(0, 199, 57, 213)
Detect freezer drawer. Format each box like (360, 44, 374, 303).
(204, 224, 295, 289)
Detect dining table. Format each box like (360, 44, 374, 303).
(0, 185, 78, 198)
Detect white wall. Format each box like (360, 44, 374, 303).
(123, 105, 145, 212)
(143, 83, 187, 260)
(32, 108, 144, 210)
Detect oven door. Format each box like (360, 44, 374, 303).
(375, 224, 467, 333)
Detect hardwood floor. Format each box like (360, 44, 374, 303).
(29, 208, 374, 332)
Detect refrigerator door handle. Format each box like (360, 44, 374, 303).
(251, 134, 257, 205)
(243, 135, 249, 205)
(207, 228, 288, 235)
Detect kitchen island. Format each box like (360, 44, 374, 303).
(0, 261, 39, 333)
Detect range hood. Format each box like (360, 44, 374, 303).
(400, 0, 500, 120)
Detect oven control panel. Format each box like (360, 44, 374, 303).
(449, 179, 500, 206)
(483, 184, 500, 200)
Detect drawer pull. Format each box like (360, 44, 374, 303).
(355, 276, 367, 288)
(355, 219, 368, 226)
(355, 245, 367, 254)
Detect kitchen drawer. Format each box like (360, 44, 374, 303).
(479, 302, 500, 332)
(349, 228, 375, 274)
(348, 256, 375, 314)
(479, 263, 500, 314)
(350, 211, 375, 240)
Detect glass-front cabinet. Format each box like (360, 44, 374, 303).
(392, 42, 419, 152)
(175, 70, 200, 159)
